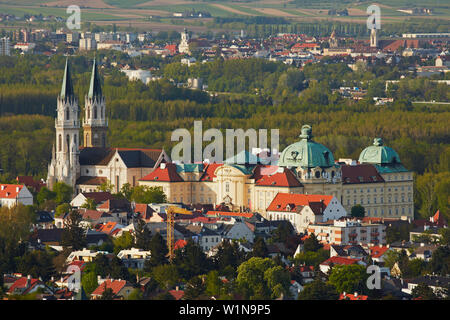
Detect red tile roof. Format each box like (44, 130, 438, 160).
(174, 239, 187, 250)
(0, 184, 25, 199)
(320, 256, 361, 266)
(339, 292, 368, 300)
(168, 289, 185, 300)
(341, 164, 384, 184)
(16, 176, 45, 192)
(79, 209, 110, 221)
(140, 163, 183, 182)
(200, 163, 224, 181)
(82, 192, 115, 204)
(369, 246, 389, 259)
(255, 168, 302, 187)
(266, 193, 333, 213)
(91, 280, 127, 297)
(98, 222, 119, 235)
(8, 277, 42, 295)
(206, 211, 253, 219)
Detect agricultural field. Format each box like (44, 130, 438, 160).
(0, 0, 448, 29)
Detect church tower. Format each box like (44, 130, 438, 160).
(370, 28, 378, 48)
(83, 59, 108, 148)
(47, 59, 81, 190)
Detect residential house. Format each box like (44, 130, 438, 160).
(0, 184, 33, 208)
(319, 256, 366, 274)
(90, 279, 135, 300)
(402, 275, 450, 298)
(7, 275, 50, 296)
(117, 248, 151, 269)
(266, 193, 347, 233)
(70, 191, 115, 208)
(66, 248, 106, 263)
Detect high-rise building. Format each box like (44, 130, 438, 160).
(0, 37, 11, 56)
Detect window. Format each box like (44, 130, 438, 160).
(225, 182, 230, 193)
(94, 106, 98, 119)
(66, 108, 70, 120)
(58, 134, 62, 151)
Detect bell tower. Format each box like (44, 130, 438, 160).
(83, 59, 108, 148)
(47, 59, 80, 190)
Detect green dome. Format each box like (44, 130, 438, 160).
(359, 138, 401, 165)
(278, 125, 335, 168)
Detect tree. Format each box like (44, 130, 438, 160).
(151, 264, 179, 290)
(205, 270, 222, 297)
(100, 286, 115, 300)
(37, 187, 56, 205)
(429, 246, 450, 276)
(328, 264, 368, 295)
(236, 257, 276, 299)
(98, 180, 114, 193)
(113, 231, 134, 254)
(53, 182, 73, 205)
(411, 283, 438, 300)
(351, 204, 365, 218)
(297, 280, 339, 300)
(145, 232, 168, 269)
(263, 265, 291, 299)
(131, 186, 167, 204)
(61, 210, 86, 251)
(127, 288, 143, 300)
(81, 270, 98, 296)
(134, 219, 152, 250)
(55, 203, 71, 218)
(214, 240, 245, 279)
(80, 198, 97, 210)
(251, 237, 268, 258)
(172, 239, 210, 280)
(184, 276, 206, 300)
(303, 233, 323, 252)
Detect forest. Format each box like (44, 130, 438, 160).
(0, 53, 448, 222)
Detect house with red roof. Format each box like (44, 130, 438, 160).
(90, 279, 134, 300)
(319, 256, 365, 274)
(70, 191, 115, 208)
(339, 292, 368, 300)
(266, 193, 347, 233)
(168, 287, 185, 300)
(16, 176, 46, 192)
(0, 184, 33, 208)
(7, 275, 50, 296)
(369, 245, 390, 264)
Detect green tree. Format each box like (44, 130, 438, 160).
(328, 264, 368, 295)
(236, 257, 276, 299)
(205, 270, 222, 297)
(98, 180, 115, 193)
(55, 203, 71, 218)
(145, 232, 168, 269)
(80, 198, 97, 210)
(53, 182, 73, 205)
(151, 264, 179, 290)
(303, 233, 323, 252)
(351, 204, 365, 218)
(298, 280, 339, 300)
(61, 210, 87, 251)
(131, 186, 167, 204)
(411, 282, 438, 300)
(263, 265, 291, 299)
(113, 231, 134, 255)
(134, 219, 152, 250)
(81, 270, 98, 296)
(251, 237, 268, 258)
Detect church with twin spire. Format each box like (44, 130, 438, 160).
(47, 59, 169, 194)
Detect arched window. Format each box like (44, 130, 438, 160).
(66, 108, 70, 120)
(66, 134, 70, 150)
(58, 134, 62, 152)
(94, 106, 97, 119)
(74, 134, 77, 146)
(87, 107, 91, 119)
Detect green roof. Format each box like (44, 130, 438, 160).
(278, 125, 335, 168)
(176, 163, 204, 173)
(88, 59, 102, 99)
(373, 164, 409, 174)
(60, 59, 75, 101)
(359, 138, 401, 165)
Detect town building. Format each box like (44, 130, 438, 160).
(47, 60, 170, 194)
(139, 125, 413, 221)
(307, 217, 386, 246)
(0, 184, 33, 208)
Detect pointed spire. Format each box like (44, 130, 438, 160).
(88, 59, 102, 99)
(60, 58, 75, 101)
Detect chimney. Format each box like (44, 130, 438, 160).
(0, 185, 4, 190)
(16, 186, 20, 192)
(354, 292, 358, 297)
(26, 275, 31, 288)
(176, 286, 179, 291)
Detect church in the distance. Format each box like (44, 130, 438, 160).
(46, 59, 170, 194)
